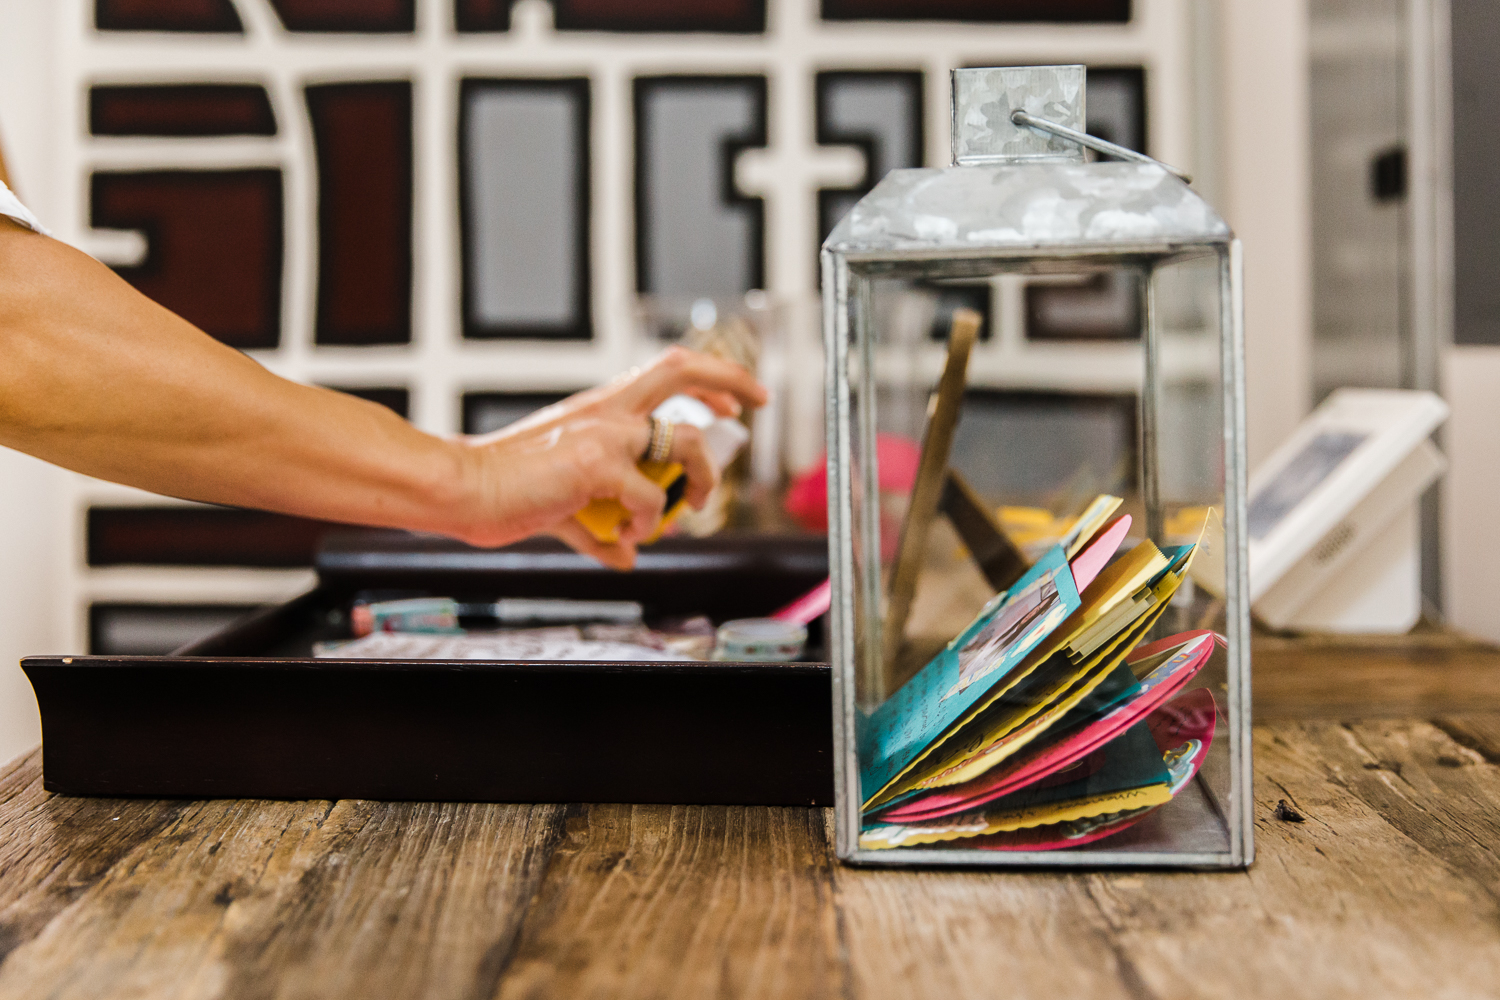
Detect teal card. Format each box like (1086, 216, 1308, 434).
(858, 546, 1081, 802)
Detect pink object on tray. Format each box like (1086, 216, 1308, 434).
(872, 630, 1218, 825)
(771, 578, 832, 626)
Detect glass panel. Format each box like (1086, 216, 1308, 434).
(816, 71, 924, 248)
(951, 391, 1138, 507)
(91, 169, 282, 350)
(87, 507, 338, 567)
(306, 81, 413, 345)
(95, 0, 243, 32)
(1026, 272, 1141, 340)
(634, 76, 767, 297)
(837, 246, 1237, 863)
(462, 392, 571, 435)
(90, 84, 276, 137)
(90, 604, 258, 655)
(460, 79, 591, 340)
(821, 0, 1130, 24)
(268, 0, 414, 32)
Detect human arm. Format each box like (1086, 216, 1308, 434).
(0, 218, 765, 568)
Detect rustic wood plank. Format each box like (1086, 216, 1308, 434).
(0, 790, 565, 1000)
(832, 848, 1142, 1000)
(1253, 631, 1500, 719)
(4, 712, 1500, 998)
(205, 799, 565, 1000)
(1081, 721, 1500, 999)
(1430, 713, 1500, 763)
(0, 795, 321, 999)
(1304, 717, 1500, 901)
(495, 804, 845, 1000)
(0, 751, 190, 966)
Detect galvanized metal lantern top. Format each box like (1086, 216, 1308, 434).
(825, 66, 1232, 261)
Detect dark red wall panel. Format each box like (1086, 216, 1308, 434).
(821, 0, 1129, 21)
(90, 84, 276, 137)
(454, 0, 511, 31)
(327, 386, 410, 418)
(269, 0, 414, 32)
(95, 0, 243, 32)
(306, 82, 413, 345)
(88, 507, 342, 568)
(456, 0, 765, 32)
(556, 0, 764, 32)
(91, 170, 283, 350)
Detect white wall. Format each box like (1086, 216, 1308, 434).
(1220, 0, 1316, 469)
(1443, 345, 1500, 643)
(0, 0, 66, 763)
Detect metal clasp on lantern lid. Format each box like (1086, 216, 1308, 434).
(951, 65, 1192, 182)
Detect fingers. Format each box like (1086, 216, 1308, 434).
(614, 464, 669, 544)
(665, 422, 718, 510)
(682, 388, 745, 418)
(618, 346, 767, 416)
(549, 518, 638, 571)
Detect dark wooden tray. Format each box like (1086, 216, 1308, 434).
(24, 531, 834, 805)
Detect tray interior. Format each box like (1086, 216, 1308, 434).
(178, 530, 831, 662)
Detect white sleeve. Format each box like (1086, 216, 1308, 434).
(0, 180, 49, 236)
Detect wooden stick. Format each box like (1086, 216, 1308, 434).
(880, 307, 981, 691)
(0, 130, 11, 189)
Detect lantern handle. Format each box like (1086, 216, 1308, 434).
(1010, 110, 1193, 183)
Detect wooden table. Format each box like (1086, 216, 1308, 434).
(4, 633, 1500, 999)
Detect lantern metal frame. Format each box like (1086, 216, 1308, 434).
(821, 66, 1252, 869)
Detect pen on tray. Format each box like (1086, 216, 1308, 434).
(352, 596, 643, 636)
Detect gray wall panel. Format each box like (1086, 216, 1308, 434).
(1453, 0, 1500, 345)
(461, 79, 590, 338)
(635, 77, 766, 298)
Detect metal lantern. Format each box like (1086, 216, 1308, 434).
(821, 66, 1250, 868)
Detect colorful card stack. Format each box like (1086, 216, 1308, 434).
(858, 499, 1221, 852)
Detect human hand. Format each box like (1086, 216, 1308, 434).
(451, 347, 767, 568)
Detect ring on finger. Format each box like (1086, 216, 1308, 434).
(645, 417, 675, 463)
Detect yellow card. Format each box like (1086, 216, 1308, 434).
(858, 782, 1173, 850)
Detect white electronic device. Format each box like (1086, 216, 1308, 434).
(1248, 388, 1448, 634)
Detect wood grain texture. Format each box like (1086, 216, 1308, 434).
(497, 804, 845, 1000)
(1253, 629, 1500, 719)
(5, 711, 1500, 997)
(0, 757, 564, 1000)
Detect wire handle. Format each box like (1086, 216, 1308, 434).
(1010, 109, 1193, 183)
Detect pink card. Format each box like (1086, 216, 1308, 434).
(1068, 514, 1132, 592)
(969, 687, 1218, 851)
(873, 630, 1216, 825)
